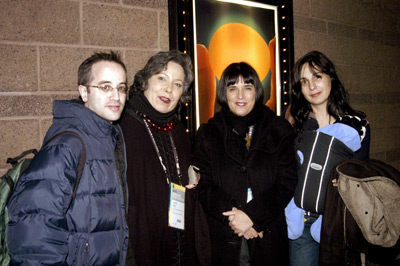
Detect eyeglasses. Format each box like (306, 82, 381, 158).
(84, 84, 128, 94)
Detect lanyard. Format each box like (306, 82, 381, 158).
(143, 119, 182, 186)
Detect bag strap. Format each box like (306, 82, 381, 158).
(6, 149, 38, 165)
(43, 131, 86, 212)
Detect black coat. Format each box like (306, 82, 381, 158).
(193, 106, 298, 266)
(120, 107, 211, 266)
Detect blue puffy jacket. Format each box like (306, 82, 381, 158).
(6, 100, 129, 265)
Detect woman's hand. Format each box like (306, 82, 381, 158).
(222, 207, 253, 236)
(186, 165, 201, 189)
(185, 184, 197, 189)
(243, 227, 264, 240)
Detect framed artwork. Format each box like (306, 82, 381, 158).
(169, 0, 294, 137)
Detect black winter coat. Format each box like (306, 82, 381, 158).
(193, 106, 298, 266)
(120, 105, 211, 266)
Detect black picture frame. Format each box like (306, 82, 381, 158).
(169, 0, 294, 140)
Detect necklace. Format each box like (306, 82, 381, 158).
(245, 125, 255, 149)
(139, 113, 175, 132)
(142, 118, 182, 186)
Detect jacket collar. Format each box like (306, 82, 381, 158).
(52, 100, 119, 143)
(209, 105, 294, 156)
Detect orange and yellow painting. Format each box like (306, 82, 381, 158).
(193, 0, 279, 126)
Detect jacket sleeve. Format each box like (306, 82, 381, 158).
(240, 133, 298, 232)
(193, 125, 235, 223)
(6, 136, 83, 265)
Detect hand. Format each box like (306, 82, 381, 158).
(188, 165, 200, 185)
(222, 207, 253, 236)
(243, 227, 263, 240)
(332, 178, 338, 187)
(185, 184, 197, 189)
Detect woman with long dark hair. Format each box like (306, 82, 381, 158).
(285, 51, 370, 266)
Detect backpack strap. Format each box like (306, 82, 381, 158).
(6, 149, 38, 165)
(43, 131, 86, 212)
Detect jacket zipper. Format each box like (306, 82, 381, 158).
(112, 128, 127, 265)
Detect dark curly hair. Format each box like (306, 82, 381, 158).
(130, 50, 193, 103)
(216, 62, 264, 110)
(289, 51, 363, 131)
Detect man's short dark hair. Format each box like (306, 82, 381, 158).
(78, 51, 127, 86)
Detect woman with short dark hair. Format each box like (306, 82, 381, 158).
(194, 62, 297, 265)
(216, 62, 264, 108)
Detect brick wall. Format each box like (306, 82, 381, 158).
(293, 0, 400, 170)
(1, 0, 400, 174)
(0, 0, 169, 175)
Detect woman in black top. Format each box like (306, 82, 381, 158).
(120, 50, 210, 266)
(194, 62, 297, 265)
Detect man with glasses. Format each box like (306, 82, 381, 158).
(6, 52, 129, 265)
